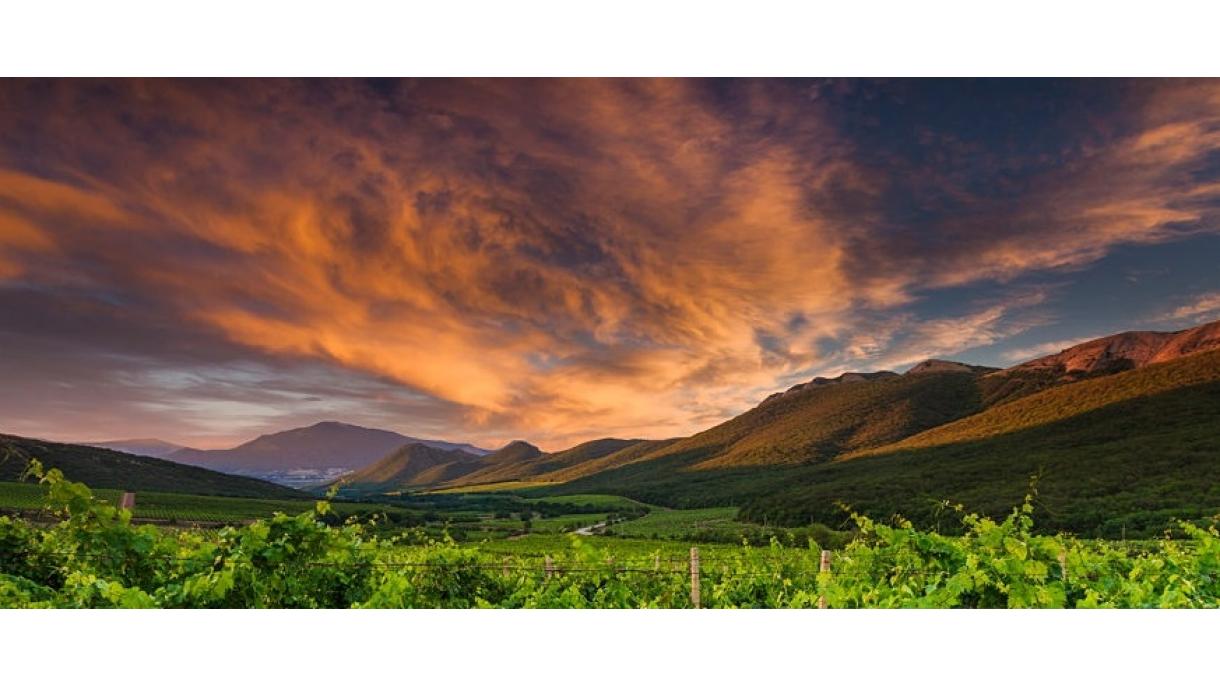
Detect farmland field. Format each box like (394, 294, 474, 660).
(605, 507, 742, 538)
(4, 469, 1220, 608)
(0, 480, 420, 524)
(427, 481, 554, 494)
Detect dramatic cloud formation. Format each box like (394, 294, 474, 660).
(2, 79, 1220, 449)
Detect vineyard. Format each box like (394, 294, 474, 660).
(0, 481, 418, 524)
(2, 464, 1219, 608)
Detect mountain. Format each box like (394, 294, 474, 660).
(1003, 320, 1220, 378)
(332, 439, 547, 493)
(332, 438, 646, 493)
(328, 362, 990, 496)
(333, 443, 485, 492)
(905, 359, 995, 375)
(87, 438, 186, 459)
(759, 371, 899, 405)
(167, 421, 488, 473)
(542, 439, 682, 482)
(540, 319, 1220, 535)
(475, 440, 544, 467)
(0, 434, 305, 499)
(739, 347, 1220, 537)
(317, 319, 1220, 538)
(551, 363, 987, 502)
(444, 438, 641, 486)
(978, 320, 1220, 407)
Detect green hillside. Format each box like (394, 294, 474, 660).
(446, 438, 641, 486)
(0, 434, 305, 499)
(740, 349, 1220, 537)
(693, 369, 984, 468)
(852, 348, 1220, 458)
(548, 370, 986, 504)
(542, 438, 681, 482)
(332, 443, 483, 493)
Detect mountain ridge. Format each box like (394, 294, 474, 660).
(167, 421, 489, 473)
(29, 316, 1218, 538)
(332, 317, 1220, 499)
(87, 438, 186, 459)
(999, 321, 1220, 378)
(334, 442, 485, 491)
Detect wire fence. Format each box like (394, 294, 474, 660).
(18, 546, 1199, 579)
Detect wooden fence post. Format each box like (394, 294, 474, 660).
(818, 549, 832, 609)
(689, 547, 700, 609)
(544, 555, 554, 580)
(119, 492, 136, 511)
(1058, 550, 1068, 582)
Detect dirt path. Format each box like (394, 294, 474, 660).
(573, 520, 609, 536)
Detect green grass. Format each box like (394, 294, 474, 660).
(525, 513, 608, 534)
(463, 533, 771, 558)
(428, 481, 554, 494)
(525, 494, 648, 509)
(605, 507, 742, 538)
(0, 480, 418, 524)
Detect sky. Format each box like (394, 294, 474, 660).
(2, 78, 1220, 451)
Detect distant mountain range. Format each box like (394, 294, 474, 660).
(329, 318, 1220, 537)
(87, 438, 185, 459)
(332, 437, 644, 494)
(0, 434, 304, 499)
(6, 318, 1220, 537)
(164, 421, 489, 474)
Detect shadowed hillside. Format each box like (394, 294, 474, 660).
(0, 435, 306, 499)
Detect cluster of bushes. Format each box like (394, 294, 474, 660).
(673, 522, 853, 550)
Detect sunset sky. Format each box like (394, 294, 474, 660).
(2, 78, 1220, 451)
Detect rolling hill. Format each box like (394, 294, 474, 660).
(738, 347, 1220, 537)
(330, 443, 485, 493)
(0, 434, 306, 499)
(443, 438, 642, 486)
(530, 320, 1220, 536)
(543, 365, 990, 504)
(527, 439, 679, 483)
(331, 438, 648, 494)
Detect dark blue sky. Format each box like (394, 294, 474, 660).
(1, 79, 1218, 449)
